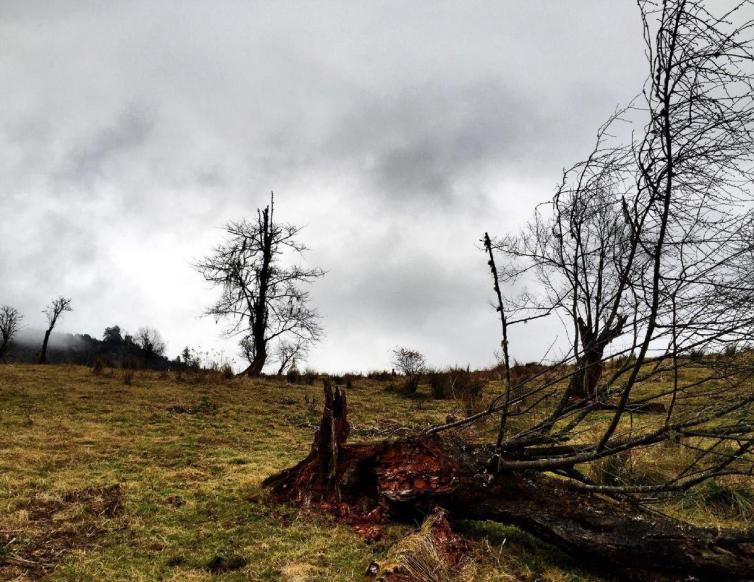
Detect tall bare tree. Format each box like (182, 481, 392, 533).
(0, 305, 22, 360)
(39, 296, 72, 364)
(196, 194, 324, 376)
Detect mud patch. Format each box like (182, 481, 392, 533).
(205, 555, 247, 573)
(0, 484, 122, 580)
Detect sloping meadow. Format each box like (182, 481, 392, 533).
(0, 364, 750, 580)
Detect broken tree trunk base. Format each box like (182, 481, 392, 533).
(263, 387, 754, 580)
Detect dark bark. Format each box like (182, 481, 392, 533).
(39, 329, 52, 364)
(568, 315, 627, 400)
(264, 387, 754, 580)
(246, 206, 272, 377)
(39, 297, 72, 365)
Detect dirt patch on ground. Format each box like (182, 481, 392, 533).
(0, 484, 122, 580)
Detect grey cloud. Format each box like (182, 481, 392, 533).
(60, 105, 155, 186)
(0, 1, 659, 370)
(323, 82, 547, 206)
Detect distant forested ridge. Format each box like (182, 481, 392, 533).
(5, 325, 183, 370)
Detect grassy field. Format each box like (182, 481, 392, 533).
(0, 364, 750, 581)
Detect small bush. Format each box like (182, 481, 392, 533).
(428, 370, 452, 399)
(401, 375, 421, 395)
(122, 368, 134, 385)
(302, 369, 317, 385)
(286, 364, 301, 384)
(509, 361, 549, 388)
(221, 363, 234, 380)
(451, 369, 485, 416)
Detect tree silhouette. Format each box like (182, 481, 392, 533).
(196, 194, 324, 376)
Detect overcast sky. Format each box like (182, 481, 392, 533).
(0, 1, 650, 372)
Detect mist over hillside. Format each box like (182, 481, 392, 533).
(6, 326, 179, 369)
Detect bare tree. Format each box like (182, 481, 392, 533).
(134, 327, 166, 368)
(274, 338, 308, 375)
(196, 194, 324, 376)
(0, 305, 22, 360)
(39, 297, 72, 364)
(391, 347, 427, 376)
(450, 0, 754, 490)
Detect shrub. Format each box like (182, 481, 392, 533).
(428, 371, 452, 399)
(286, 364, 301, 384)
(122, 368, 134, 385)
(401, 375, 421, 395)
(221, 363, 234, 380)
(302, 368, 317, 385)
(509, 361, 549, 387)
(453, 370, 485, 417)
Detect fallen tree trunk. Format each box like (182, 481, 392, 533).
(263, 388, 754, 580)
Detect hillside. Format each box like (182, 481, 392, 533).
(1, 364, 751, 581)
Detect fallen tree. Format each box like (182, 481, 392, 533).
(264, 386, 754, 579)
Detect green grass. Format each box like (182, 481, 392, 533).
(0, 364, 750, 581)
